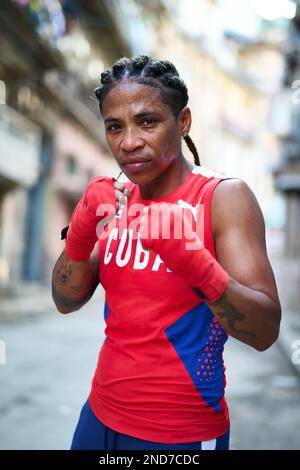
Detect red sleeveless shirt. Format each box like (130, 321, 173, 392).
(88, 166, 231, 443)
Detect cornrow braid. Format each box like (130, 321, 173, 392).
(95, 54, 201, 166)
(184, 135, 201, 166)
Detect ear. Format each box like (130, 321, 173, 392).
(178, 106, 191, 137)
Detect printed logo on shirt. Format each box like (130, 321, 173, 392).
(103, 227, 172, 272)
(177, 199, 199, 221)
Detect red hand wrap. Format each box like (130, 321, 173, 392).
(65, 176, 116, 261)
(140, 203, 229, 303)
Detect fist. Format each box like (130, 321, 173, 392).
(139, 202, 203, 253)
(138, 202, 228, 303)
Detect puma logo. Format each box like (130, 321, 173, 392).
(176, 199, 199, 221)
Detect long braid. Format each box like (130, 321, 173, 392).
(184, 135, 200, 166)
(95, 54, 201, 167)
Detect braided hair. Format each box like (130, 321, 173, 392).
(95, 54, 201, 166)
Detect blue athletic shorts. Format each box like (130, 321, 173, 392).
(70, 399, 230, 450)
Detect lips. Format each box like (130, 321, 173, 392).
(122, 157, 151, 165)
(121, 157, 152, 172)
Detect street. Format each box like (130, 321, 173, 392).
(0, 287, 299, 450)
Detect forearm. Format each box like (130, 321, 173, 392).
(51, 248, 99, 314)
(204, 277, 281, 351)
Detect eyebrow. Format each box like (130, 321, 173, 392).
(104, 111, 161, 124)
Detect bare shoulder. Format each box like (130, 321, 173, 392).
(211, 177, 265, 239)
(210, 178, 280, 301)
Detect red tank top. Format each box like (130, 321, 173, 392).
(88, 165, 231, 443)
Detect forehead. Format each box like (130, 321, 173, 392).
(101, 80, 170, 117)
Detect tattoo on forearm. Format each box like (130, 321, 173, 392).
(213, 296, 256, 340)
(57, 263, 72, 284)
(51, 280, 91, 309)
(52, 251, 100, 310)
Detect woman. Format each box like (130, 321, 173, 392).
(52, 55, 281, 450)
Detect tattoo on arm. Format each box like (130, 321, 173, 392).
(52, 251, 100, 310)
(57, 263, 72, 285)
(212, 295, 256, 340)
(193, 289, 256, 340)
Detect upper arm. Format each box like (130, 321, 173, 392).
(211, 178, 280, 304)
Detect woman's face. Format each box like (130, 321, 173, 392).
(101, 80, 190, 185)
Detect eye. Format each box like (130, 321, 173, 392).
(141, 118, 158, 127)
(106, 123, 121, 132)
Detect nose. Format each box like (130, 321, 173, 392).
(120, 128, 144, 153)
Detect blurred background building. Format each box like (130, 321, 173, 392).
(0, 0, 129, 291)
(273, 1, 300, 259)
(1, 0, 300, 451)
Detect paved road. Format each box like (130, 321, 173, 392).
(0, 288, 299, 450)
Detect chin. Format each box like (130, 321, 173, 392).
(122, 169, 155, 186)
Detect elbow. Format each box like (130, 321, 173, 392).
(54, 302, 82, 314)
(55, 304, 74, 315)
(254, 305, 281, 352)
(52, 296, 87, 314)
(51, 279, 85, 314)
(51, 294, 80, 315)
(254, 336, 278, 352)
(52, 298, 73, 314)
(52, 297, 84, 314)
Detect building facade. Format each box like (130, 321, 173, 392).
(0, 0, 130, 293)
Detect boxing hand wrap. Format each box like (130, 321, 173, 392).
(140, 203, 229, 303)
(65, 176, 116, 261)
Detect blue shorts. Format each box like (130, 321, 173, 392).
(70, 399, 230, 450)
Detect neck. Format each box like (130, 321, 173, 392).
(139, 156, 194, 200)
